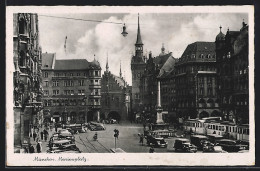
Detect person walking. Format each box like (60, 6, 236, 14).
(29, 144, 35, 153)
(40, 130, 44, 140)
(33, 131, 37, 142)
(149, 147, 154, 153)
(36, 141, 42, 153)
(43, 129, 48, 142)
(140, 134, 144, 146)
(55, 125, 58, 132)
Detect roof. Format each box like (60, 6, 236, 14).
(180, 41, 215, 58)
(135, 15, 143, 45)
(42, 53, 55, 70)
(54, 59, 90, 70)
(216, 31, 225, 41)
(113, 75, 128, 88)
(158, 55, 177, 78)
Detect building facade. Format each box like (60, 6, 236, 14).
(215, 22, 249, 124)
(175, 42, 220, 119)
(41, 53, 102, 124)
(13, 13, 43, 146)
(101, 58, 131, 121)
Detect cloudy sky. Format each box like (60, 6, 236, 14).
(38, 13, 247, 85)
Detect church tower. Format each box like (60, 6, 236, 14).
(131, 13, 146, 115)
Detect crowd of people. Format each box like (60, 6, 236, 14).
(23, 126, 51, 153)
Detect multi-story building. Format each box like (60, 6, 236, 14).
(101, 57, 131, 121)
(215, 22, 249, 124)
(13, 13, 43, 147)
(175, 41, 220, 119)
(140, 45, 177, 122)
(131, 14, 147, 115)
(41, 53, 101, 124)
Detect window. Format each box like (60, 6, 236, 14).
(79, 80, 84, 86)
(44, 72, 48, 78)
(90, 80, 94, 84)
(135, 94, 140, 99)
(208, 88, 212, 95)
(95, 71, 99, 76)
(95, 80, 98, 83)
(78, 90, 85, 95)
(64, 80, 74, 87)
(53, 90, 59, 95)
(44, 81, 49, 87)
(70, 90, 74, 95)
(200, 54, 204, 58)
(52, 81, 59, 87)
(44, 90, 49, 96)
(70, 73, 73, 76)
(54, 73, 60, 77)
(95, 89, 99, 95)
(200, 88, 204, 95)
(77, 73, 80, 76)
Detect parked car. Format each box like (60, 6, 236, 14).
(88, 122, 106, 131)
(58, 129, 72, 135)
(207, 134, 224, 144)
(174, 138, 197, 153)
(190, 135, 210, 150)
(110, 119, 118, 124)
(49, 139, 73, 151)
(216, 139, 248, 152)
(203, 145, 228, 153)
(146, 135, 168, 148)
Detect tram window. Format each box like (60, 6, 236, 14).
(233, 127, 235, 132)
(216, 125, 218, 130)
(235, 127, 237, 133)
(247, 129, 249, 135)
(222, 126, 225, 131)
(229, 127, 232, 132)
(213, 125, 215, 130)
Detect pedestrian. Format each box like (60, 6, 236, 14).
(116, 129, 119, 139)
(33, 131, 37, 142)
(40, 131, 44, 140)
(55, 125, 58, 132)
(29, 144, 35, 153)
(44, 129, 48, 142)
(36, 141, 41, 153)
(149, 147, 154, 153)
(140, 134, 144, 145)
(23, 146, 28, 153)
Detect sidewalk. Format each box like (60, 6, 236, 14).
(29, 128, 58, 153)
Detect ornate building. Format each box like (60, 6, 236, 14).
(140, 46, 177, 122)
(41, 53, 101, 124)
(101, 56, 131, 121)
(131, 14, 147, 115)
(175, 42, 220, 119)
(13, 13, 43, 146)
(215, 22, 249, 124)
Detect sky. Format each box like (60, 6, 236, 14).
(38, 13, 248, 85)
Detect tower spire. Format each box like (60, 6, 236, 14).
(106, 52, 109, 72)
(119, 60, 122, 78)
(136, 13, 143, 45)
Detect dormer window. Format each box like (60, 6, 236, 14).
(200, 54, 204, 58)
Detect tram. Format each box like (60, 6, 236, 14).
(183, 117, 249, 141)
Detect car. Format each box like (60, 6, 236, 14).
(207, 134, 224, 144)
(190, 135, 210, 150)
(87, 122, 106, 131)
(216, 139, 248, 152)
(174, 138, 197, 153)
(110, 119, 118, 124)
(203, 145, 228, 153)
(49, 139, 73, 151)
(146, 135, 168, 148)
(58, 129, 72, 134)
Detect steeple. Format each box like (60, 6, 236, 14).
(136, 13, 143, 45)
(106, 52, 109, 72)
(119, 60, 122, 78)
(135, 13, 144, 57)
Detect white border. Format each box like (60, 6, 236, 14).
(6, 6, 255, 166)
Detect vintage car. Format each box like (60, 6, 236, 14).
(174, 138, 197, 153)
(207, 134, 224, 144)
(216, 139, 248, 152)
(203, 145, 228, 153)
(190, 135, 210, 150)
(88, 122, 106, 131)
(49, 139, 72, 151)
(146, 135, 168, 148)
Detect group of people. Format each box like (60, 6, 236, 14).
(23, 127, 50, 153)
(138, 133, 154, 153)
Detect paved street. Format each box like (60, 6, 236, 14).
(73, 122, 191, 153)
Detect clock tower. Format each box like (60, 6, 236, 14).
(131, 13, 146, 115)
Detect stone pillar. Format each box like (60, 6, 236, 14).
(156, 80, 164, 124)
(97, 110, 100, 122)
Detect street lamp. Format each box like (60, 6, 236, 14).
(121, 23, 128, 37)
